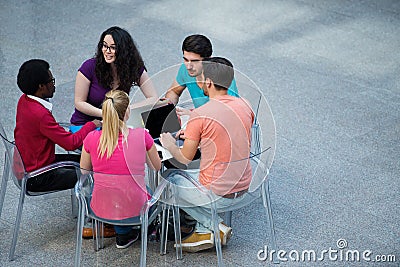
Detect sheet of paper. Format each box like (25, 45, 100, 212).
(155, 143, 173, 161)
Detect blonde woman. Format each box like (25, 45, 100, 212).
(80, 89, 161, 249)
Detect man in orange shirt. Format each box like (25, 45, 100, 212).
(160, 57, 254, 252)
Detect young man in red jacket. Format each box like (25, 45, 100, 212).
(15, 59, 102, 192)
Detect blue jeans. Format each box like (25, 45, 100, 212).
(114, 224, 137, 235)
(165, 169, 245, 233)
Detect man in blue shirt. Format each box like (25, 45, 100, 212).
(166, 34, 238, 109)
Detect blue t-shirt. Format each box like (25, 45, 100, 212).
(175, 63, 239, 108)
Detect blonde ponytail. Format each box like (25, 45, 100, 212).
(98, 90, 130, 159)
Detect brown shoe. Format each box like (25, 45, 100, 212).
(82, 224, 116, 239)
(82, 227, 93, 239)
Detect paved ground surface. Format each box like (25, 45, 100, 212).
(0, 0, 399, 266)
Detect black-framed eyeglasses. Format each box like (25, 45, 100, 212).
(47, 78, 55, 85)
(102, 43, 116, 53)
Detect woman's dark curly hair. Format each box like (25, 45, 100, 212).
(95, 26, 145, 94)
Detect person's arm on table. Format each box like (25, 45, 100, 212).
(130, 70, 159, 109)
(160, 131, 198, 165)
(165, 80, 186, 105)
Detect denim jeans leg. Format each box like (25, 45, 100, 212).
(114, 225, 132, 235)
(168, 170, 223, 233)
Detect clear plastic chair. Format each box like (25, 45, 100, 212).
(74, 168, 179, 267)
(0, 121, 80, 261)
(161, 147, 278, 266)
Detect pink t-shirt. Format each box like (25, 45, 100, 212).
(184, 95, 254, 196)
(83, 128, 154, 220)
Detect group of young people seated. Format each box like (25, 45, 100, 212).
(14, 27, 254, 252)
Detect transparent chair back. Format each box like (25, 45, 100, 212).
(74, 168, 172, 267)
(0, 120, 79, 261)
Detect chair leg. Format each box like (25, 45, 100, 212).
(75, 199, 85, 267)
(71, 189, 78, 218)
(159, 204, 168, 255)
(168, 184, 183, 260)
(93, 220, 104, 251)
(9, 180, 27, 261)
(99, 221, 105, 249)
(0, 152, 10, 218)
(223, 211, 232, 227)
(210, 201, 224, 267)
(262, 180, 279, 264)
(171, 204, 182, 260)
(140, 208, 149, 267)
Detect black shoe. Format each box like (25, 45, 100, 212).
(116, 229, 140, 249)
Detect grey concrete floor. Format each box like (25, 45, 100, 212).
(0, 0, 399, 266)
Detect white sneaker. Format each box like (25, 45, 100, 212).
(219, 222, 233, 246)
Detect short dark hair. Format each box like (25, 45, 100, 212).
(182, 34, 212, 58)
(17, 59, 50, 95)
(202, 57, 234, 90)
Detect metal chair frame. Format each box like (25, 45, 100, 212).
(0, 121, 79, 261)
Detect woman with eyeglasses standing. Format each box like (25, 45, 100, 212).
(69, 26, 158, 130)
